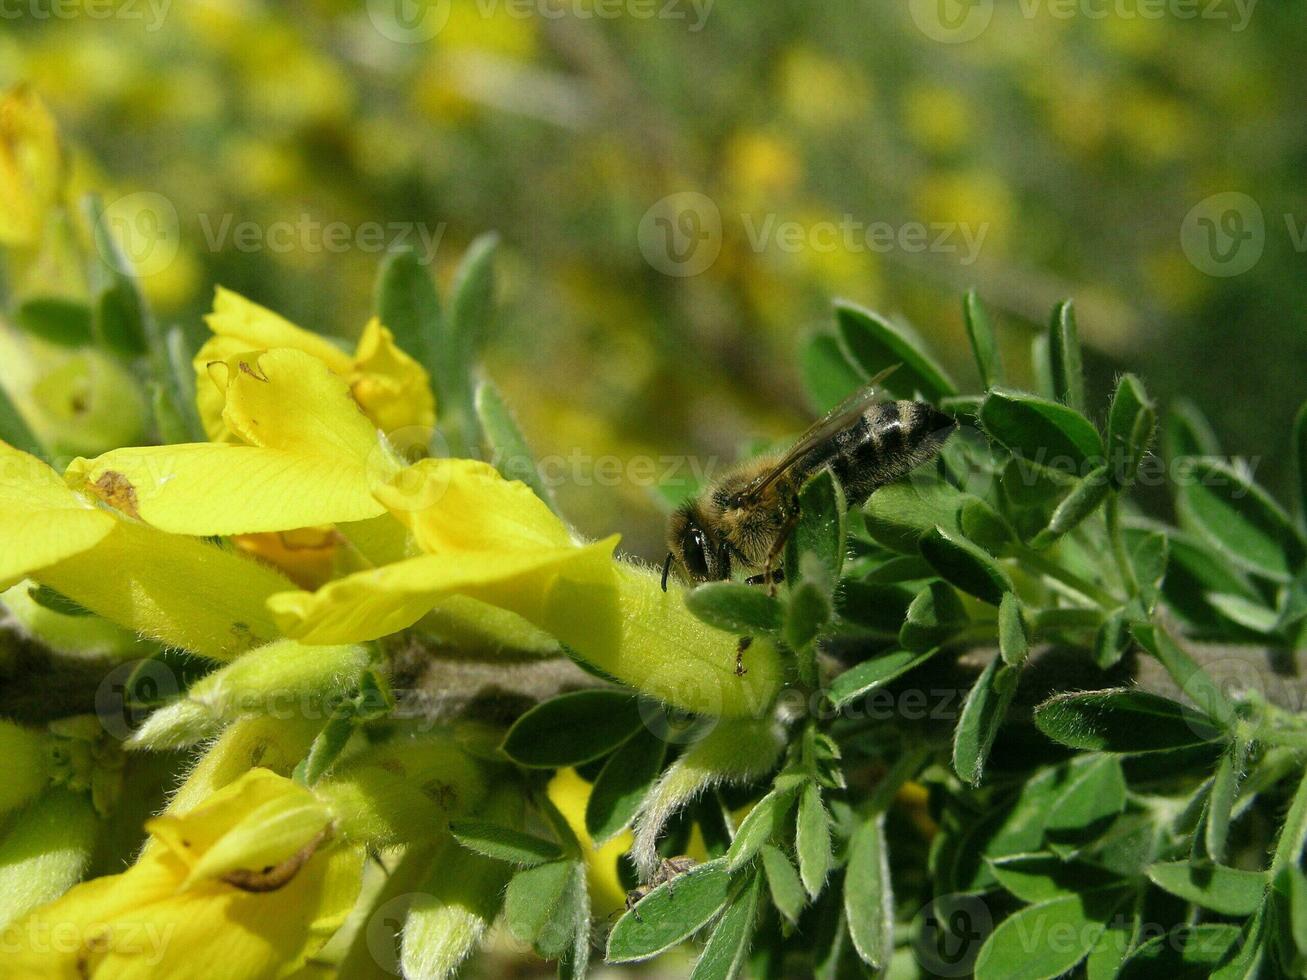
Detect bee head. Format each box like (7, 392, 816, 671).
(663, 502, 729, 590)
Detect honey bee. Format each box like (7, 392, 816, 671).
(663, 367, 956, 592)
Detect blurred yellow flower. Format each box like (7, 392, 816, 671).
(0, 86, 64, 247)
(779, 48, 870, 129)
(2, 769, 361, 979)
(725, 131, 803, 206)
(901, 84, 972, 156)
(915, 169, 1013, 256)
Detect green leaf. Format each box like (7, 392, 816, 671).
(826, 649, 939, 709)
(450, 820, 565, 867)
(1107, 374, 1156, 488)
(294, 711, 355, 786)
(1146, 862, 1267, 916)
(689, 871, 761, 980)
(899, 581, 968, 652)
(1205, 736, 1249, 862)
(960, 498, 1015, 554)
(989, 854, 1126, 903)
(1094, 610, 1130, 669)
(795, 782, 831, 899)
(785, 469, 847, 585)
(834, 301, 955, 402)
(0, 382, 41, 457)
(444, 232, 499, 449)
(1118, 924, 1242, 978)
(863, 480, 966, 554)
(981, 388, 1104, 468)
(686, 582, 782, 635)
(586, 729, 666, 845)
(1165, 398, 1221, 461)
(727, 784, 800, 871)
(963, 289, 1003, 389)
(375, 247, 442, 380)
(1048, 300, 1085, 412)
(975, 888, 1132, 980)
(14, 296, 93, 346)
(1034, 689, 1224, 752)
(475, 379, 555, 511)
(84, 193, 153, 356)
(156, 327, 204, 443)
(834, 582, 913, 636)
(27, 584, 94, 617)
(1031, 332, 1054, 399)
(998, 593, 1029, 667)
(606, 858, 734, 963)
(844, 815, 893, 971)
(1045, 756, 1127, 834)
(760, 846, 805, 925)
(534, 861, 587, 959)
(556, 863, 592, 979)
(953, 656, 1019, 786)
(505, 860, 576, 946)
(920, 525, 1012, 605)
(784, 573, 832, 656)
(501, 690, 643, 768)
(1272, 864, 1307, 966)
(1031, 466, 1110, 548)
(1132, 623, 1237, 730)
(1130, 530, 1169, 612)
(802, 332, 864, 413)
(1175, 457, 1304, 582)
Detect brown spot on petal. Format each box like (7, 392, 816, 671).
(238, 360, 270, 383)
(91, 471, 140, 520)
(221, 825, 331, 893)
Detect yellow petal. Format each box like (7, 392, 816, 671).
(204, 287, 353, 374)
(35, 521, 292, 660)
(547, 768, 630, 916)
(269, 537, 619, 646)
(376, 458, 573, 553)
(0, 441, 114, 584)
(145, 769, 332, 887)
(350, 317, 436, 435)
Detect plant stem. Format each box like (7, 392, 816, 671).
(865, 745, 931, 816)
(1006, 544, 1120, 609)
(1105, 493, 1139, 598)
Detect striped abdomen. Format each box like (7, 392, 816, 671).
(800, 400, 956, 506)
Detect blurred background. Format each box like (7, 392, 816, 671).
(2, 0, 1304, 558)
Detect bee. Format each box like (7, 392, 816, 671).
(624, 855, 698, 920)
(663, 366, 956, 593)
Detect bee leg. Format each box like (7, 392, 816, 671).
(735, 636, 752, 676)
(763, 506, 801, 596)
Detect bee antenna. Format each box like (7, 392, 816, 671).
(661, 552, 673, 591)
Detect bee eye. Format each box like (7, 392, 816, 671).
(682, 529, 709, 579)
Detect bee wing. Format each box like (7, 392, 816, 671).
(740, 364, 899, 502)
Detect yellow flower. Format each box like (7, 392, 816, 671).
(0, 440, 292, 659)
(195, 287, 435, 442)
(0, 85, 64, 247)
(1, 769, 362, 979)
(271, 459, 785, 719)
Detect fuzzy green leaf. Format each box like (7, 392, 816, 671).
(795, 782, 831, 899)
(863, 480, 966, 554)
(975, 888, 1132, 980)
(1107, 374, 1156, 488)
(607, 858, 734, 963)
(1034, 689, 1223, 752)
(501, 690, 643, 768)
(989, 854, 1126, 903)
(963, 289, 1003, 389)
(981, 388, 1104, 467)
(835, 301, 956, 402)
(1164, 399, 1221, 460)
(504, 859, 576, 946)
(1045, 756, 1127, 834)
(827, 648, 940, 709)
(844, 815, 893, 971)
(1118, 924, 1242, 978)
(953, 655, 1019, 786)
(727, 784, 799, 871)
(1146, 862, 1267, 916)
(475, 379, 554, 511)
(1175, 457, 1304, 582)
(802, 332, 864, 414)
(14, 296, 93, 347)
(998, 592, 1029, 666)
(1031, 466, 1110, 548)
(760, 846, 805, 925)
(786, 469, 847, 585)
(586, 729, 666, 845)
(686, 582, 783, 635)
(689, 871, 761, 980)
(1048, 300, 1085, 412)
(899, 581, 968, 652)
(920, 525, 1012, 605)
(450, 820, 566, 867)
